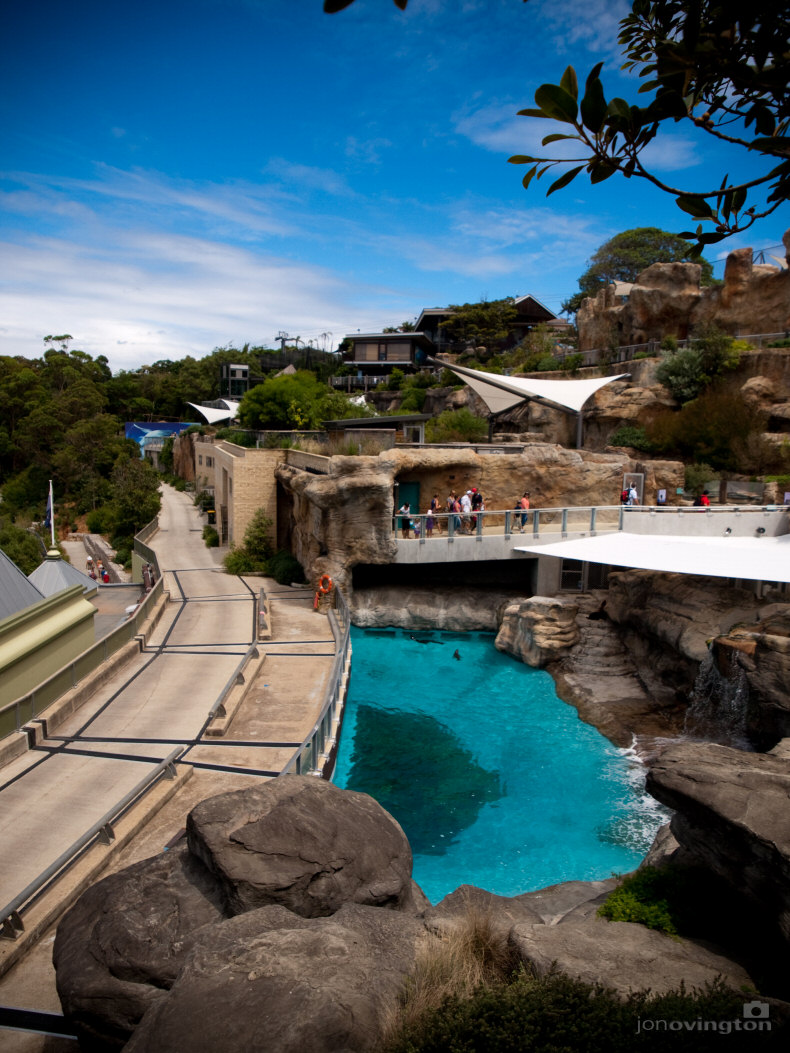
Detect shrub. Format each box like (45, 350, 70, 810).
(113, 545, 131, 568)
(383, 969, 755, 1053)
(267, 549, 306, 585)
(86, 507, 112, 533)
(564, 352, 584, 374)
(202, 525, 219, 547)
(386, 368, 405, 391)
(426, 408, 487, 444)
(223, 547, 257, 575)
(400, 386, 426, 412)
(608, 425, 653, 452)
(684, 462, 717, 495)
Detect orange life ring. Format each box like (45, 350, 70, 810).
(318, 574, 333, 594)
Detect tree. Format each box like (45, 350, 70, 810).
(508, 1, 790, 254)
(648, 387, 765, 471)
(108, 456, 161, 540)
(655, 325, 741, 403)
(239, 371, 362, 430)
(562, 227, 715, 315)
(327, 2, 789, 253)
(439, 299, 519, 351)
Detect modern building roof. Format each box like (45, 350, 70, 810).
(431, 359, 629, 416)
(0, 547, 45, 622)
(28, 548, 99, 597)
(515, 531, 790, 584)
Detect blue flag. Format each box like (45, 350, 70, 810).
(44, 488, 52, 529)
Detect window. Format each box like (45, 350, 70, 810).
(205, 456, 213, 468)
(378, 343, 388, 361)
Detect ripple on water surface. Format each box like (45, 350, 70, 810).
(333, 628, 669, 904)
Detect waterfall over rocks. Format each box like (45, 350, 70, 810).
(684, 648, 752, 750)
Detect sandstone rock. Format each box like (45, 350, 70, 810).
(351, 585, 527, 631)
(509, 914, 756, 997)
(578, 232, 790, 350)
(422, 883, 544, 937)
(124, 903, 427, 1053)
(647, 741, 790, 943)
(53, 843, 227, 1050)
(495, 596, 580, 667)
(186, 776, 415, 917)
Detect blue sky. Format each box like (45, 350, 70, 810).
(2, 0, 787, 372)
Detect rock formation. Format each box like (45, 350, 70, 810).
(647, 740, 790, 949)
(55, 776, 783, 1051)
(276, 444, 683, 596)
(495, 596, 580, 667)
(577, 231, 790, 350)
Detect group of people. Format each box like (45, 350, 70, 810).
(86, 554, 110, 583)
(397, 487, 532, 538)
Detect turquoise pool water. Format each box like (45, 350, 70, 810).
(333, 628, 668, 905)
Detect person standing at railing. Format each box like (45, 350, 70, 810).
(398, 502, 411, 538)
(430, 493, 441, 533)
(519, 491, 530, 531)
(425, 506, 434, 537)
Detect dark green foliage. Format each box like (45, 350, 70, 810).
(0, 520, 46, 575)
(426, 409, 487, 444)
(649, 387, 765, 471)
(222, 508, 273, 575)
(113, 544, 132, 569)
(222, 547, 257, 575)
(656, 327, 741, 404)
(400, 386, 426, 412)
(562, 229, 716, 315)
(438, 298, 518, 351)
(608, 425, 653, 452)
(598, 868, 679, 936)
(159, 436, 174, 473)
(215, 428, 258, 447)
(267, 549, 306, 585)
(86, 506, 113, 534)
(108, 457, 162, 540)
(387, 369, 405, 391)
(202, 525, 219, 548)
(383, 970, 770, 1053)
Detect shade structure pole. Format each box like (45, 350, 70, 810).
(576, 409, 583, 450)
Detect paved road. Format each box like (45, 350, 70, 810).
(0, 486, 256, 912)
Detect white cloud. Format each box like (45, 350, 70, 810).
(452, 99, 586, 161)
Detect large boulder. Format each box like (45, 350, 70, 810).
(186, 776, 415, 917)
(53, 843, 227, 1050)
(646, 741, 790, 945)
(123, 904, 427, 1053)
(495, 596, 580, 667)
(509, 915, 755, 998)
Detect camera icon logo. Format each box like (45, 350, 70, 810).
(743, 1001, 770, 1019)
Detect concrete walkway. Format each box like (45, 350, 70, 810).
(0, 485, 336, 1049)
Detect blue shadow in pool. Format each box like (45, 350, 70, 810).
(344, 703, 502, 855)
(333, 628, 669, 904)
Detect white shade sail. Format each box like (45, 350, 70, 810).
(515, 532, 790, 583)
(187, 402, 237, 424)
(432, 359, 629, 415)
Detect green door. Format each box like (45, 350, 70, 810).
(396, 481, 421, 517)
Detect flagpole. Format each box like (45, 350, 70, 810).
(49, 479, 55, 548)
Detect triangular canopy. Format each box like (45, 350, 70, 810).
(430, 359, 629, 416)
(187, 400, 240, 424)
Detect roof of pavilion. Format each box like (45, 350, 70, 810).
(429, 359, 629, 416)
(186, 399, 241, 424)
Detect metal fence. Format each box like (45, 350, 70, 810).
(280, 587, 351, 778)
(0, 748, 182, 941)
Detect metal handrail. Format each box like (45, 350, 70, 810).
(0, 747, 183, 940)
(206, 638, 260, 723)
(280, 587, 351, 778)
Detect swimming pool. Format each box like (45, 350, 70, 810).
(333, 627, 668, 904)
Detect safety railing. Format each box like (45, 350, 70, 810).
(0, 748, 183, 940)
(391, 503, 790, 544)
(392, 506, 624, 542)
(280, 587, 351, 778)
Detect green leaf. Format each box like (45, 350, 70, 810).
(508, 155, 540, 164)
(696, 233, 727, 245)
(606, 97, 631, 120)
(585, 62, 604, 88)
(589, 162, 616, 184)
(580, 77, 607, 133)
(751, 137, 790, 155)
(517, 108, 551, 119)
(560, 66, 578, 101)
(546, 165, 584, 196)
(541, 133, 579, 145)
(731, 187, 747, 212)
(675, 195, 715, 219)
(323, 0, 355, 11)
(522, 165, 539, 190)
(534, 83, 578, 124)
